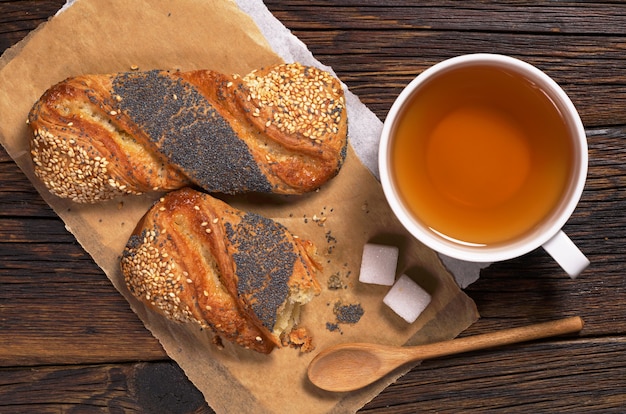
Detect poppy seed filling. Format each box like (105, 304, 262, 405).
(112, 70, 272, 194)
(225, 213, 296, 331)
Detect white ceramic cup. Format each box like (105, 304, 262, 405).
(379, 54, 589, 278)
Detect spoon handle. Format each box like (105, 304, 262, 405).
(408, 316, 584, 361)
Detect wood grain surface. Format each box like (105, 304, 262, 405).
(1, 1, 625, 412)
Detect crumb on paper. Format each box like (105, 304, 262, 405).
(326, 267, 352, 290)
(211, 335, 225, 350)
(284, 327, 315, 353)
(327, 272, 343, 290)
(312, 214, 327, 226)
(311, 205, 332, 227)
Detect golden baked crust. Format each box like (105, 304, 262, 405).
(120, 187, 321, 354)
(28, 74, 190, 202)
(28, 63, 348, 203)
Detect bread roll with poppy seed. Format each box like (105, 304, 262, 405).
(120, 187, 321, 354)
(28, 63, 348, 203)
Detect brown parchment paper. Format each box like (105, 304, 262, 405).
(0, 0, 479, 412)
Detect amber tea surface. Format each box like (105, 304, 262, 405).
(392, 65, 573, 246)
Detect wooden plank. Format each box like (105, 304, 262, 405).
(0, 361, 212, 413)
(0, 0, 65, 52)
(265, 1, 626, 35)
(0, 148, 55, 218)
(0, 217, 72, 243)
(362, 339, 626, 412)
(0, 239, 166, 366)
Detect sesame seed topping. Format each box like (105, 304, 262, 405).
(242, 63, 345, 143)
(29, 127, 142, 203)
(121, 227, 196, 325)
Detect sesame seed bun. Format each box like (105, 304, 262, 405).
(121, 187, 321, 354)
(28, 63, 348, 203)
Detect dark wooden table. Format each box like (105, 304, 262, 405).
(2, 1, 625, 412)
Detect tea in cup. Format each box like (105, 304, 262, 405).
(379, 54, 589, 277)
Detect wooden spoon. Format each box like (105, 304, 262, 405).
(308, 316, 584, 392)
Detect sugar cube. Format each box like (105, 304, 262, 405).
(358, 243, 399, 286)
(383, 274, 432, 323)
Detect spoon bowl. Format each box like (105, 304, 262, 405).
(308, 316, 584, 392)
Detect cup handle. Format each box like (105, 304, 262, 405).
(542, 230, 589, 278)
